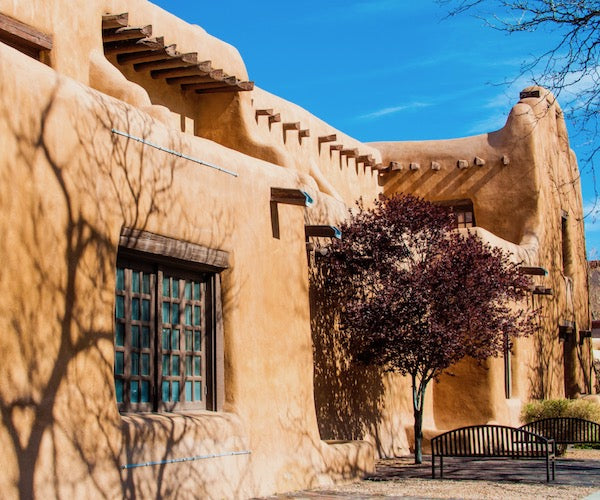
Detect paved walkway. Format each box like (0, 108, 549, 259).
(260, 453, 600, 499)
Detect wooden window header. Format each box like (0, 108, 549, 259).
(119, 228, 229, 272)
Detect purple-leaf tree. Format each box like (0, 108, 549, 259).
(314, 194, 537, 464)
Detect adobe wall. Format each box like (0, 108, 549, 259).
(369, 88, 592, 430)
(0, 0, 593, 497)
(0, 42, 374, 499)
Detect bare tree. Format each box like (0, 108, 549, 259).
(440, 0, 600, 192)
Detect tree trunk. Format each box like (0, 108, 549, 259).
(412, 376, 428, 465)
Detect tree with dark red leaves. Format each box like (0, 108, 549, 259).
(314, 194, 537, 464)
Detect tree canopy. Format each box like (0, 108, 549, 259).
(314, 194, 537, 462)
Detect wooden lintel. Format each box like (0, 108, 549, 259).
(101, 13, 129, 30)
(256, 109, 274, 117)
(133, 52, 198, 72)
(269, 113, 281, 124)
(151, 61, 213, 79)
(318, 134, 337, 144)
(271, 188, 313, 206)
(330, 144, 343, 151)
(0, 13, 53, 51)
(520, 266, 548, 276)
(532, 286, 553, 296)
(305, 225, 342, 239)
(299, 130, 310, 138)
(341, 149, 358, 157)
(283, 122, 301, 131)
(117, 44, 178, 65)
(104, 37, 165, 55)
(357, 155, 374, 164)
(102, 25, 152, 43)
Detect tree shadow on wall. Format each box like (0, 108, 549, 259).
(0, 69, 243, 499)
(308, 256, 388, 455)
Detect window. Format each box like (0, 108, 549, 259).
(114, 229, 227, 413)
(438, 199, 475, 229)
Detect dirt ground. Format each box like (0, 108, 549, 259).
(265, 449, 600, 499)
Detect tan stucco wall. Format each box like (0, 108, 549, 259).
(0, 0, 592, 497)
(368, 87, 592, 430)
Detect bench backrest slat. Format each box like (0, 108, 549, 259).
(431, 424, 550, 458)
(519, 417, 600, 445)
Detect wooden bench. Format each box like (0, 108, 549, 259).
(519, 417, 600, 448)
(431, 424, 555, 482)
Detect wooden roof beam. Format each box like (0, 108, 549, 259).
(102, 25, 152, 43)
(101, 13, 129, 30)
(167, 71, 223, 85)
(151, 61, 213, 79)
(104, 37, 165, 56)
(134, 52, 198, 72)
(194, 82, 253, 94)
(341, 148, 358, 157)
(117, 44, 177, 65)
(299, 129, 310, 139)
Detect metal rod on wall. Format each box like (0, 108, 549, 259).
(111, 128, 239, 177)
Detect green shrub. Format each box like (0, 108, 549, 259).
(521, 398, 600, 424)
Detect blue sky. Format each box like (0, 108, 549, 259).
(152, 0, 599, 257)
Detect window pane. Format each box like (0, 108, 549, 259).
(115, 379, 123, 403)
(162, 302, 170, 323)
(185, 381, 192, 401)
(172, 355, 180, 376)
(465, 212, 473, 223)
(141, 353, 150, 376)
(194, 356, 201, 376)
(162, 329, 170, 350)
(115, 296, 124, 319)
(162, 381, 169, 402)
(131, 380, 139, 403)
(172, 303, 180, 324)
(172, 279, 179, 298)
(132, 298, 140, 320)
(185, 305, 192, 326)
(142, 327, 150, 348)
(115, 352, 124, 375)
(142, 273, 150, 294)
(194, 306, 201, 326)
(162, 355, 169, 375)
(163, 277, 170, 297)
(131, 353, 139, 375)
(172, 381, 180, 402)
(142, 299, 150, 321)
(132, 325, 140, 348)
(194, 381, 201, 401)
(172, 329, 180, 350)
(186, 355, 192, 375)
(141, 381, 150, 403)
(115, 323, 125, 346)
(132, 271, 140, 293)
(193, 282, 200, 300)
(116, 268, 124, 291)
(185, 330, 192, 351)
(194, 331, 201, 351)
(185, 282, 191, 300)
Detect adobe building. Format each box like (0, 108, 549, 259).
(0, 0, 592, 498)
